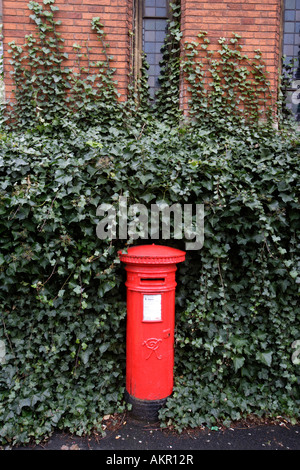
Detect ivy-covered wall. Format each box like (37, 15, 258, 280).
(0, 0, 299, 447)
(2, 0, 283, 109)
(180, 0, 282, 111)
(2, 0, 132, 101)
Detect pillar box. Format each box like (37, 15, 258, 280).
(119, 244, 186, 420)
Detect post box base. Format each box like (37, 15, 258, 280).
(125, 390, 168, 422)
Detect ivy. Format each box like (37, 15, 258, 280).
(181, 31, 274, 129)
(153, 1, 182, 124)
(3, 0, 121, 130)
(0, 0, 299, 446)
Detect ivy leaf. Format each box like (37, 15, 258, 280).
(256, 351, 273, 367)
(279, 193, 293, 202)
(19, 398, 31, 410)
(81, 349, 91, 365)
(233, 356, 245, 372)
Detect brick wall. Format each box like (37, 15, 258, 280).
(3, 0, 283, 110)
(2, 0, 133, 101)
(181, 0, 283, 112)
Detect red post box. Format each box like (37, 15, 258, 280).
(119, 244, 186, 420)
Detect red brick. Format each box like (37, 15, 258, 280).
(3, 0, 282, 109)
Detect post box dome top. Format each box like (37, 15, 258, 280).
(118, 244, 186, 265)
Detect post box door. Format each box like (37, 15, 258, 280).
(126, 288, 175, 400)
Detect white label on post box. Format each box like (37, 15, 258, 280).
(143, 294, 162, 322)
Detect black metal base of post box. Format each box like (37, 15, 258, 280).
(125, 390, 167, 422)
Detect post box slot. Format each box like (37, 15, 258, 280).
(140, 278, 165, 283)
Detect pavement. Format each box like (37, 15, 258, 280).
(6, 412, 300, 460)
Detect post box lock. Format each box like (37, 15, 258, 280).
(119, 244, 186, 420)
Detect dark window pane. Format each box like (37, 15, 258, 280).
(145, 7, 155, 16)
(285, 10, 296, 21)
(147, 53, 156, 65)
(156, 30, 166, 42)
(156, 19, 167, 30)
(284, 45, 295, 55)
(283, 0, 300, 120)
(285, 22, 295, 32)
(155, 53, 163, 64)
(144, 43, 155, 53)
(286, 0, 296, 7)
(156, 7, 167, 16)
(158, 0, 167, 7)
(144, 30, 155, 42)
(144, 19, 156, 30)
(148, 76, 155, 87)
(285, 33, 295, 44)
(142, 0, 169, 99)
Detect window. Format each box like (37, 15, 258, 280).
(143, 0, 170, 98)
(134, 0, 170, 99)
(282, 0, 300, 120)
(0, 0, 3, 105)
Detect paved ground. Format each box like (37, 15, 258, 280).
(10, 413, 300, 457)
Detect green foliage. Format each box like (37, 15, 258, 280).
(153, 1, 182, 124)
(181, 31, 274, 129)
(159, 127, 300, 431)
(277, 56, 300, 129)
(3, 0, 121, 130)
(0, 0, 299, 446)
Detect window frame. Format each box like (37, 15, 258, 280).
(133, 0, 172, 97)
(281, 0, 300, 121)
